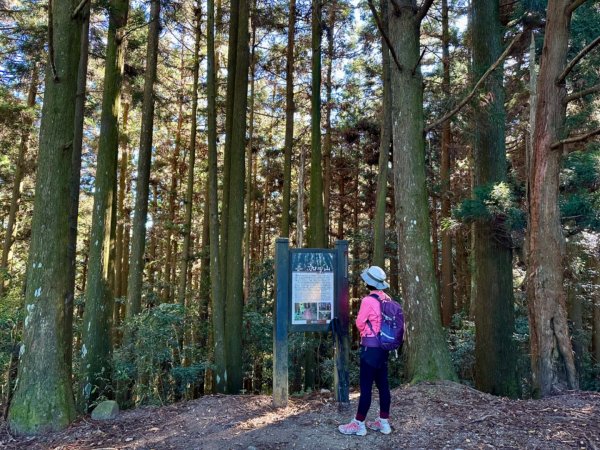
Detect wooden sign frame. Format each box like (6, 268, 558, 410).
(273, 238, 350, 408)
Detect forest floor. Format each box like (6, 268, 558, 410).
(1, 380, 599, 449)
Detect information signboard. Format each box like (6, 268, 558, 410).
(290, 251, 335, 326)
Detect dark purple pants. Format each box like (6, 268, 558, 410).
(355, 346, 390, 421)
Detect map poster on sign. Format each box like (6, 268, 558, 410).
(290, 251, 335, 325)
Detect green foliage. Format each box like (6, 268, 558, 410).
(454, 182, 526, 231)
(560, 150, 600, 231)
(113, 303, 207, 407)
(0, 285, 23, 397)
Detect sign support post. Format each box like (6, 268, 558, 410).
(273, 238, 289, 407)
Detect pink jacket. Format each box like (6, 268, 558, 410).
(356, 290, 390, 338)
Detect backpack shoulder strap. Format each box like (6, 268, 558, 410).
(369, 293, 382, 302)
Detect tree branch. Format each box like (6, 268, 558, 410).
(367, 0, 403, 73)
(557, 35, 600, 84)
(551, 127, 600, 150)
(425, 32, 523, 132)
(565, 83, 600, 103)
(71, 0, 89, 19)
(567, 0, 588, 15)
(416, 0, 436, 23)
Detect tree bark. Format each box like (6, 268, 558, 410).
(471, 0, 518, 397)
(527, 0, 579, 397)
(1, 66, 39, 297)
(280, 0, 296, 238)
(244, 22, 256, 302)
(82, 0, 129, 408)
(178, 7, 201, 306)
(114, 101, 130, 337)
(308, 0, 326, 248)
(8, 0, 81, 433)
(126, 0, 160, 319)
(372, 0, 392, 268)
(439, 0, 453, 327)
(207, 0, 226, 393)
(323, 1, 335, 244)
(388, 0, 456, 382)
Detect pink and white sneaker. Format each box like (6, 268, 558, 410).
(366, 417, 391, 434)
(338, 419, 367, 436)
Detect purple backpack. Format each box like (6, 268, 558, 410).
(367, 293, 405, 351)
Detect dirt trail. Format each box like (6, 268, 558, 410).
(1, 381, 599, 449)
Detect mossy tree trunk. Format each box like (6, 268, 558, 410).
(8, 0, 82, 434)
(388, 0, 456, 383)
(82, 0, 129, 408)
(471, 0, 518, 397)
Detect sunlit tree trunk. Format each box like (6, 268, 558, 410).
(388, 0, 456, 382)
(82, 0, 129, 408)
(8, 0, 82, 433)
(126, 0, 160, 319)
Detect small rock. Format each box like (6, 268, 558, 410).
(91, 401, 120, 420)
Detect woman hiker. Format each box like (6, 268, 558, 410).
(338, 265, 392, 436)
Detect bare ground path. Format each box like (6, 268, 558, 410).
(1, 381, 599, 449)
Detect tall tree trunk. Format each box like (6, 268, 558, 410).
(388, 0, 456, 382)
(114, 101, 130, 335)
(165, 46, 185, 303)
(66, 0, 90, 376)
(471, 0, 518, 397)
(0, 66, 39, 297)
(593, 245, 600, 363)
(178, 6, 201, 306)
(308, 0, 325, 248)
(297, 146, 306, 247)
(244, 22, 256, 302)
(566, 269, 583, 376)
(207, 0, 226, 393)
(224, 0, 250, 394)
(323, 1, 335, 244)
(439, 0, 453, 327)
(527, 0, 578, 397)
(372, 0, 392, 268)
(7, 0, 82, 433)
(306, 0, 326, 387)
(220, 0, 240, 283)
(126, 0, 161, 319)
(82, 0, 129, 408)
(280, 0, 296, 238)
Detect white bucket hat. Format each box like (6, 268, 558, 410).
(360, 265, 389, 290)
